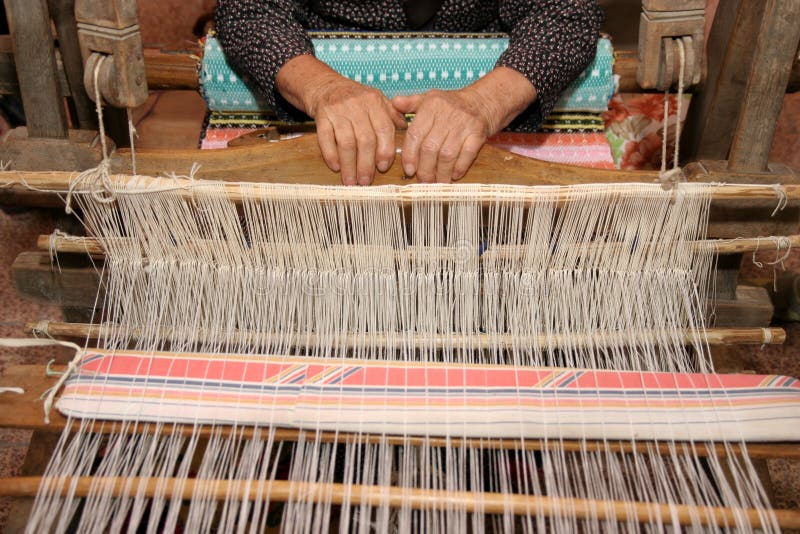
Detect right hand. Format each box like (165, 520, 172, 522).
(306, 75, 407, 185)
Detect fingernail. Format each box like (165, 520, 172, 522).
(403, 165, 414, 177)
(377, 160, 389, 172)
(358, 175, 371, 186)
(343, 175, 356, 186)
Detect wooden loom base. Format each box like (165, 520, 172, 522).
(0, 475, 798, 529)
(0, 365, 798, 460)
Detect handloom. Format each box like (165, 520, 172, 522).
(1, 0, 800, 532)
(1, 173, 799, 532)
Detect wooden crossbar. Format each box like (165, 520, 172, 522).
(0, 475, 798, 529)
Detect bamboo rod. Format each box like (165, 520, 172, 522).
(2, 171, 799, 203)
(0, 475, 798, 529)
(25, 321, 786, 348)
(35, 233, 800, 258)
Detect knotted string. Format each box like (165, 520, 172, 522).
(659, 39, 687, 189)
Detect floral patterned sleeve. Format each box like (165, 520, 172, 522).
(497, 0, 604, 131)
(214, 0, 314, 115)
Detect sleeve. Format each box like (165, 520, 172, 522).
(214, 0, 314, 119)
(496, 0, 604, 131)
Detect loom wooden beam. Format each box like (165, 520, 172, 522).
(1, 167, 799, 201)
(0, 475, 798, 529)
(1, 42, 799, 97)
(0, 364, 797, 460)
(35, 233, 800, 258)
(21, 321, 788, 349)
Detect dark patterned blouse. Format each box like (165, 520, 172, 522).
(214, 0, 604, 130)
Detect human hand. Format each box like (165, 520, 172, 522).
(392, 89, 494, 182)
(392, 67, 538, 182)
(276, 55, 407, 185)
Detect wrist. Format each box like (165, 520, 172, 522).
(276, 54, 341, 116)
(463, 67, 537, 134)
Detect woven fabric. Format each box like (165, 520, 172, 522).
(58, 349, 800, 442)
(487, 132, 615, 169)
(199, 34, 614, 114)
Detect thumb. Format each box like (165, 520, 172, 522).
(392, 94, 422, 114)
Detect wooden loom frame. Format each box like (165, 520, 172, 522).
(0, 0, 800, 530)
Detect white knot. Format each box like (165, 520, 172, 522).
(771, 184, 789, 216)
(658, 167, 684, 190)
(31, 320, 51, 336)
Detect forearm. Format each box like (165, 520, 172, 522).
(215, 0, 314, 109)
(461, 67, 538, 135)
(275, 54, 342, 116)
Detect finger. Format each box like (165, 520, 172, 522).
(389, 105, 408, 130)
(369, 108, 396, 173)
(353, 119, 377, 185)
(316, 118, 340, 172)
(435, 131, 463, 183)
(451, 134, 486, 181)
(392, 94, 423, 114)
(402, 112, 434, 178)
(416, 121, 447, 183)
(332, 119, 358, 185)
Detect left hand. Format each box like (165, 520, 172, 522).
(392, 89, 494, 183)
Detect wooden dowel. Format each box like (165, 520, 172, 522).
(0, 475, 798, 529)
(35, 233, 800, 258)
(2, 171, 799, 203)
(24, 321, 786, 348)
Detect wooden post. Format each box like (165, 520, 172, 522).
(680, 0, 766, 161)
(47, 0, 97, 130)
(2, 0, 68, 139)
(727, 0, 800, 172)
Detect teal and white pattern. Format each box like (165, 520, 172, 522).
(200, 34, 613, 114)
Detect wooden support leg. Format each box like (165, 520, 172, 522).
(680, 0, 766, 161)
(2, 0, 68, 139)
(727, 0, 800, 172)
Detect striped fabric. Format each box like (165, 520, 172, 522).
(57, 349, 800, 442)
(487, 132, 615, 169)
(199, 34, 615, 114)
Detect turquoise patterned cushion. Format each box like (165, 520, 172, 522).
(200, 34, 614, 114)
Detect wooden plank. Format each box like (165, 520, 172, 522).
(2, 0, 68, 139)
(11, 251, 103, 310)
(727, 0, 800, 172)
(711, 285, 774, 327)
